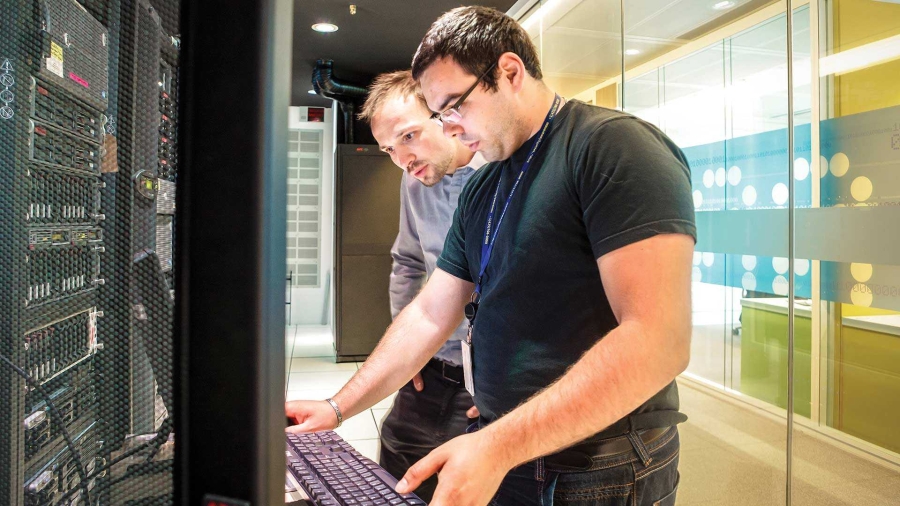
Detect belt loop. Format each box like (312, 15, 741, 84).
(626, 418, 653, 466)
(535, 457, 545, 482)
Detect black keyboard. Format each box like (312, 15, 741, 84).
(286, 431, 426, 506)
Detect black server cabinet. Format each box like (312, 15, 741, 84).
(1, 0, 109, 503)
(334, 145, 401, 362)
(1, 0, 181, 503)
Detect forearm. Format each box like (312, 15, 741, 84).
(483, 320, 690, 468)
(333, 298, 456, 419)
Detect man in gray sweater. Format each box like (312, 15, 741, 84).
(357, 70, 485, 502)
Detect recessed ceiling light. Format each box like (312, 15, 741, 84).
(625, 49, 641, 56)
(312, 23, 338, 33)
(308, 89, 317, 95)
(713, 1, 735, 9)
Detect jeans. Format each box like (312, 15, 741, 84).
(379, 363, 475, 502)
(485, 426, 681, 506)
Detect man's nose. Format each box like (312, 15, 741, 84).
(397, 149, 415, 171)
(442, 120, 464, 139)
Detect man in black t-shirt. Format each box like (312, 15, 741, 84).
(287, 7, 696, 506)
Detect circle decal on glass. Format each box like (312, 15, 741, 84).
(850, 263, 873, 283)
(850, 176, 873, 202)
(742, 185, 757, 206)
(794, 158, 810, 181)
(715, 167, 726, 187)
(772, 183, 789, 206)
(742, 272, 757, 291)
(772, 257, 789, 275)
(727, 166, 742, 186)
(850, 283, 873, 307)
(742, 255, 757, 271)
(830, 152, 850, 177)
(773, 275, 789, 296)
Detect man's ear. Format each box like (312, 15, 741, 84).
(497, 52, 527, 93)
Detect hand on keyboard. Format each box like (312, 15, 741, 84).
(396, 432, 512, 506)
(286, 400, 340, 434)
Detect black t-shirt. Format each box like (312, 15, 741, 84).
(436, 100, 697, 438)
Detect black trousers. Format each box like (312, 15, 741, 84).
(378, 362, 475, 502)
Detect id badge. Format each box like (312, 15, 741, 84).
(460, 339, 475, 397)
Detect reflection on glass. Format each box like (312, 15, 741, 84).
(537, 0, 900, 502)
(790, 1, 900, 503)
(526, 0, 623, 102)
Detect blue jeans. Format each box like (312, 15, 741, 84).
(482, 425, 681, 506)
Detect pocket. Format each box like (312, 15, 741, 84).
(652, 473, 679, 506)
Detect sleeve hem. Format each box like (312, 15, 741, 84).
(436, 257, 473, 282)
(591, 219, 697, 260)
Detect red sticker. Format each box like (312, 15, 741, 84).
(68, 72, 89, 88)
(37, 86, 49, 96)
(35, 126, 47, 136)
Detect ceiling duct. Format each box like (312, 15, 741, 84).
(312, 59, 368, 143)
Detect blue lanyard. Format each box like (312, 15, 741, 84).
(473, 94, 562, 299)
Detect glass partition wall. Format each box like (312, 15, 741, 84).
(513, 0, 900, 503)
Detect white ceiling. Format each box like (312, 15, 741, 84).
(517, 0, 784, 97)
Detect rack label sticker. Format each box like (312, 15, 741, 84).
(69, 72, 89, 88)
(46, 57, 63, 78)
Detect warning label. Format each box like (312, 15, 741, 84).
(50, 41, 64, 62)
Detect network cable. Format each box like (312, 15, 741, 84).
(0, 353, 92, 504)
(52, 415, 173, 504)
(50, 419, 169, 503)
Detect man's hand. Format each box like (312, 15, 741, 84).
(285, 400, 339, 434)
(412, 372, 425, 392)
(411, 372, 479, 417)
(395, 432, 512, 506)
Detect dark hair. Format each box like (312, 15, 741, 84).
(358, 70, 424, 123)
(411, 6, 542, 92)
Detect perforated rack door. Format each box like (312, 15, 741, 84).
(1, 0, 180, 504)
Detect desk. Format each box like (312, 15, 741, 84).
(740, 298, 900, 453)
(739, 298, 813, 418)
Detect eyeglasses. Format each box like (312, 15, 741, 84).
(430, 62, 497, 125)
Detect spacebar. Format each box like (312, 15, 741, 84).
(371, 467, 401, 488)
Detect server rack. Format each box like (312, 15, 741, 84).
(1, 0, 182, 503)
(334, 145, 400, 362)
(1, 0, 109, 503)
(2, 0, 291, 503)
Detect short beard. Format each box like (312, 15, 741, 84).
(418, 156, 453, 187)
